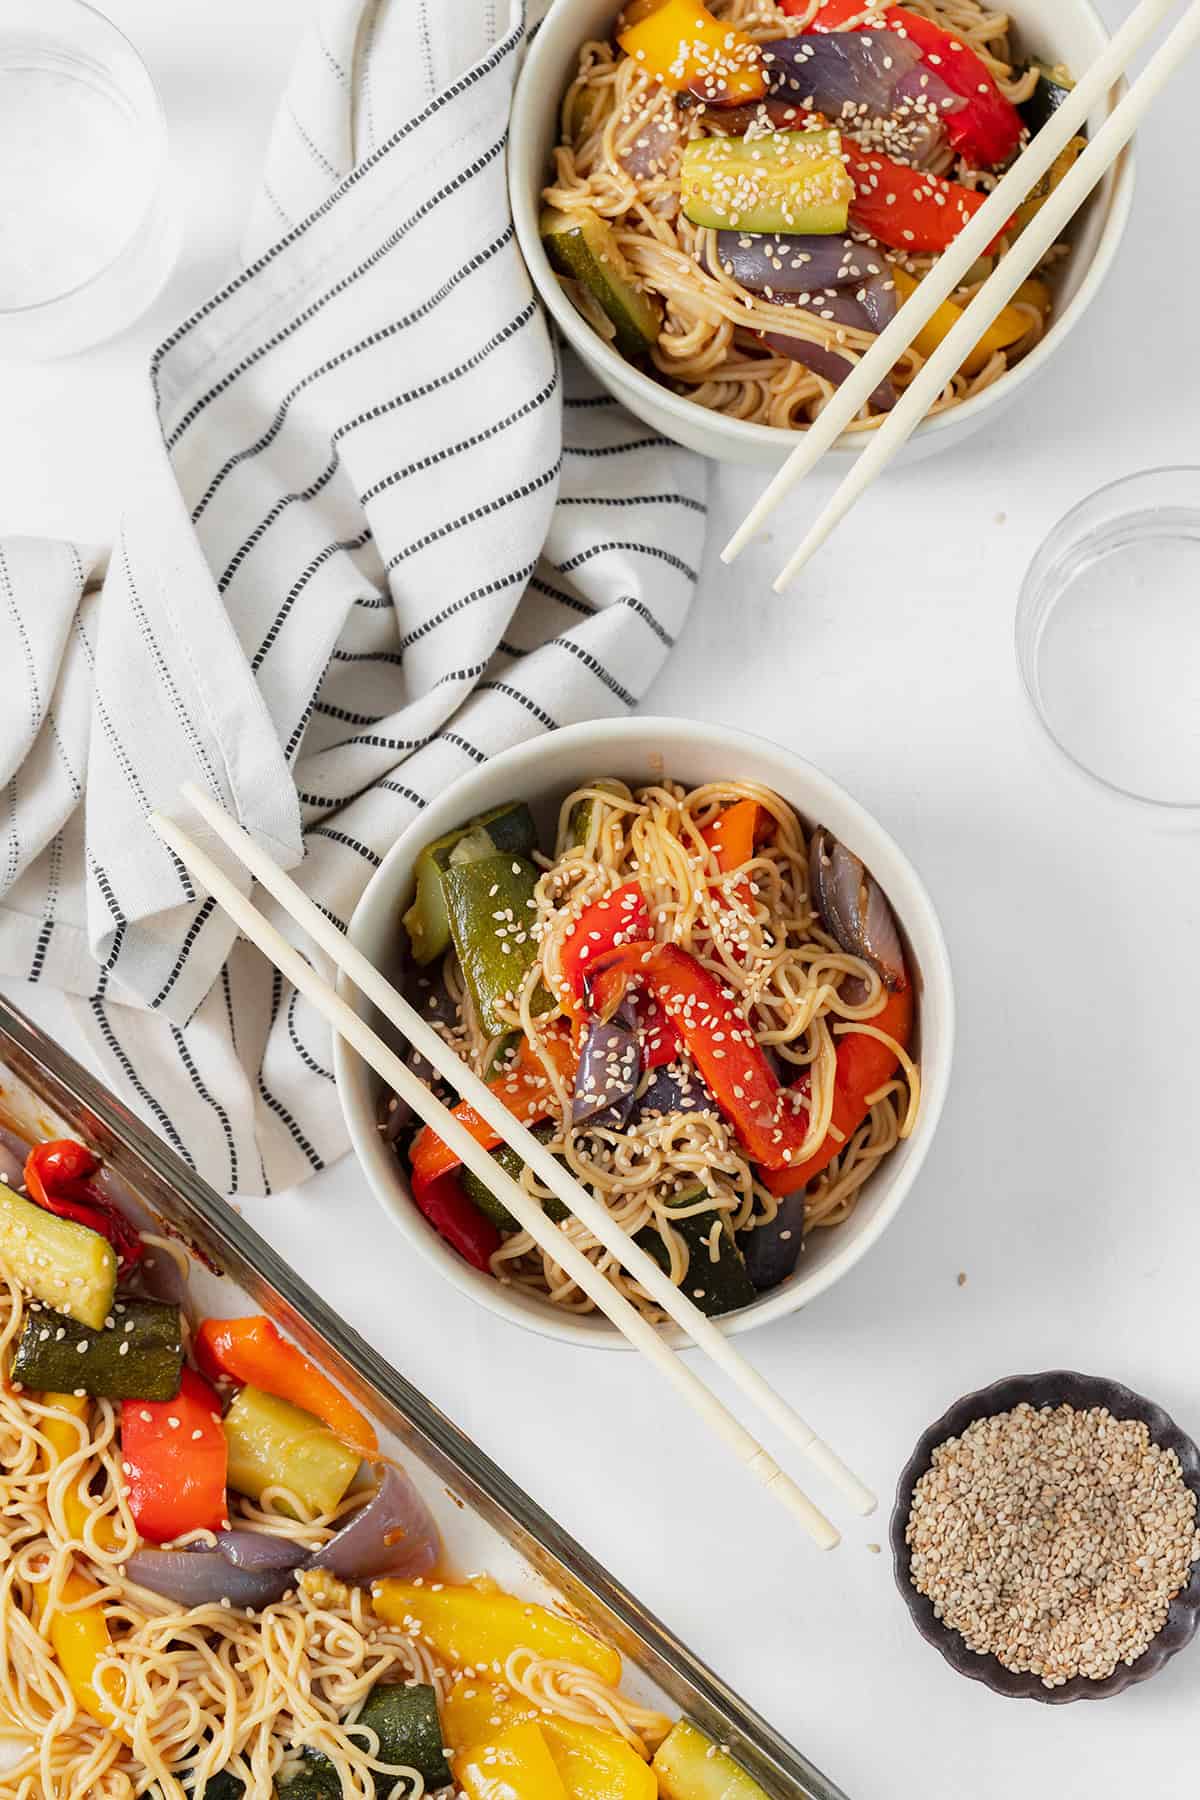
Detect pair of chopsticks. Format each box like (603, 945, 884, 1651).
(152, 786, 875, 1550)
(723, 0, 1200, 590)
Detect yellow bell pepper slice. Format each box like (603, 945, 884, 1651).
(456, 1721, 570, 1800)
(1015, 137, 1086, 233)
(39, 1393, 118, 1551)
(443, 1676, 541, 1747)
(541, 1718, 657, 1800)
(31, 1568, 124, 1733)
(892, 266, 1046, 378)
(443, 1681, 656, 1800)
(371, 1581, 621, 1686)
(618, 0, 767, 106)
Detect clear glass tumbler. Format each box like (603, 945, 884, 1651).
(1015, 467, 1200, 812)
(0, 0, 177, 360)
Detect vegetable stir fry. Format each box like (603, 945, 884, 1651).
(389, 779, 919, 1320)
(0, 1122, 763, 1798)
(542, 0, 1084, 430)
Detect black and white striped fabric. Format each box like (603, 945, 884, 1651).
(0, 0, 705, 1194)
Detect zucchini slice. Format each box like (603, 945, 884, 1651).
(1019, 61, 1075, 136)
(403, 802, 537, 966)
(460, 1121, 567, 1230)
(653, 1720, 771, 1800)
(635, 1184, 756, 1318)
(541, 207, 663, 359)
(0, 1181, 117, 1331)
(353, 1683, 450, 1790)
(223, 1387, 360, 1518)
(1014, 135, 1086, 233)
(442, 853, 542, 1037)
(679, 130, 851, 236)
(11, 1298, 182, 1401)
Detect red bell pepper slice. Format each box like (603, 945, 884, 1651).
(883, 8, 1021, 166)
(562, 881, 685, 1066)
(410, 1170, 502, 1271)
(585, 942, 808, 1170)
(121, 1367, 228, 1544)
(559, 882, 652, 1001)
(842, 141, 990, 252)
(24, 1140, 143, 1273)
(794, 0, 1022, 168)
(195, 1316, 379, 1462)
(759, 983, 914, 1193)
(409, 1025, 576, 1193)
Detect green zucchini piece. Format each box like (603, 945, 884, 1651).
(442, 853, 541, 1037)
(0, 1181, 117, 1331)
(353, 1682, 450, 1791)
(1019, 61, 1075, 135)
(635, 1184, 756, 1319)
(11, 1298, 182, 1400)
(653, 1720, 770, 1800)
(565, 780, 625, 853)
(223, 1387, 360, 1518)
(460, 1121, 568, 1231)
(402, 802, 537, 966)
(274, 1750, 340, 1800)
(192, 1775, 245, 1800)
(680, 130, 851, 235)
(541, 207, 663, 359)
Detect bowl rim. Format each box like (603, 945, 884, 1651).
(889, 1369, 1200, 1702)
(507, 0, 1137, 457)
(334, 715, 956, 1347)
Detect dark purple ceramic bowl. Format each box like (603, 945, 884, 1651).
(890, 1370, 1200, 1702)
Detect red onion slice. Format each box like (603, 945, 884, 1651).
(635, 1059, 717, 1122)
(761, 328, 896, 410)
(305, 1464, 439, 1583)
(744, 1190, 807, 1291)
(760, 32, 954, 122)
(0, 1127, 29, 1191)
(809, 830, 907, 989)
(714, 231, 887, 296)
(572, 1020, 641, 1129)
(126, 1545, 298, 1610)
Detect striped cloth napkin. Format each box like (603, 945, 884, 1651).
(0, 0, 705, 1195)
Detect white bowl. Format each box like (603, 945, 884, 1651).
(335, 718, 955, 1347)
(508, 0, 1134, 467)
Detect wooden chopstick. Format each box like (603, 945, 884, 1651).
(720, 0, 1181, 572)
(771, 0, 1200, 591)
(177, 782, 877, 1521)
(149, 805, 844, 1550)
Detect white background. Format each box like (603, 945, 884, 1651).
(2, 3, 1200, 1798)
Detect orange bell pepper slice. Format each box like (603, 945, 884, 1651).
(408, 1025, 575, 1193)
(195, 1315, 379, 1463)
(760, 982, 914, 1194)
(700, 799, 764, 872)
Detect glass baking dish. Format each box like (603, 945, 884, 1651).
(0, 996, 849, 1800)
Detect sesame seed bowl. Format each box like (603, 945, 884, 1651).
(890, 1370, 1200, 1702)
(335, 716, 954, 1347)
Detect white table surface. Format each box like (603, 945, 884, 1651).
(3, 3, 1199, 1797)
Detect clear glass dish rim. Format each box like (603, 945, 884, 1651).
(0, 0, 169, 318)
(1015, 463, 1200, 814)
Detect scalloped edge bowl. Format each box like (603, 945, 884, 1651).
(890, 1369, 1200, 1701)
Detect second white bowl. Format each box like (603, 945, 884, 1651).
(335, 718, 955, 1347)
(508, 0, 1134, 467)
